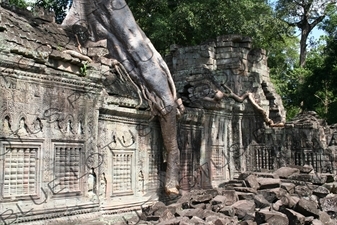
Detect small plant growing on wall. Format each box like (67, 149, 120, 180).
(80, 62, 88, 76)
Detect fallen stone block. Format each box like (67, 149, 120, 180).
(279, 206, 305, 225)
(218, 205, 235, 217)
(157, 217, 189, 225)
(288, 174, 326, 185)
(254, 194, 271, 209)
(221, 190, 239, 205)
(234, 187, 258, 194)
(190, 193, 213, 204)
(295, 185, 313, 197)
(319, 211, 334, 225)
(280, 182, 296, 194)
(245, 174, 260, 189)
(294, 198, 319, 218)
(274, 167, 300, 179)
(205, 215, 238, 225)
(270, 200, 283, 211)
(231, 200, 255, 220)
(211, 195, 228, 205)
(311, 219, 323, 225)
(320, 194, 337, 213)
(205, 209, 232, 219)
(237, 192, 255, 201)
(258, 189, 278, 203)
(280, 193, 300, 208)
(313, 186, 330, 198)
(177, 208, 204, 219)
(289, 165, 313, 174)
(189, 216, 207, 225)
(159, 209, 175, 222)
(257, 177, 281, 189)
(255, 208, 289, 225)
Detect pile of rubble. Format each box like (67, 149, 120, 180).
(121, 166, 337, 225)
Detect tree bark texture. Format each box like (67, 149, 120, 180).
(62, 0, 181, 194)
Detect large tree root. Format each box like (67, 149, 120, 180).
(205, 84, 284, 127)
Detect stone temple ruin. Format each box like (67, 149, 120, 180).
(1, 3, 337, 225)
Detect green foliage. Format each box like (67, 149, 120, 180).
(292, 35, 337, 123)
(34, 0, 71, 23)
(7, 0, 29, 8)
(128, 0, 289, 54)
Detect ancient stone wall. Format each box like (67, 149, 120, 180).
(2, 3, 335, 224)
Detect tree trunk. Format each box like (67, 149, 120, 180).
(62, 0, 181, 194)
(299, 21, 310, 67)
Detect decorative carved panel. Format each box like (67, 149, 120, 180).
(53, 144, 83, 194)
(3, 147, 38, 198)
(210, 146, 226, 181)
(111, 150, 134, 196)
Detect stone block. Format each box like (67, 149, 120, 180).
(289, 165, 313, 174)
(258, 189, 279, 203)
(190, 193, 213, 204)
(257, 177, 281, 189)
(288, 174, 327, 185)
(274, 167, 300, 178)
(279, 206, 305, 225)
(254, 194, 271, 209)
(255, 209, 289, 225)
(245, 174, 260, 190)
(177, 208, 204, 219)
(159, 209, 175, 222)
(280, 182, 296, 194)
(218, 205, 235, 217)
(231, 200, 255, 220)
(233, 187, 258, 194)
(221, 190, 239, 205)
(189, 216, 207, 225)
(313, 186, 330, 198)
(320, 195, 337, 213)
(295, 185, 313, 197)
(237, 192, 255, 201)
(211, 195, 228, 205)
(294, 199, 319, 218)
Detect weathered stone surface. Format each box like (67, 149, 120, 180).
(279, 206, 305, 225)
(257, 178, 281, 189)
(245, 174, 260, 189)
(254, 194, 271, 208)
(189, 216, 207, 225)
(288, 174, 327, 185)
(211, 195, 228, 205)
(238, 192, 256, 201)
(280, 193, 300, 208)
(255, 209, 289, 225)
(280, 182, 296, 194)
(221, 190, 239, 205)
(313, 186, 330, 198)
(159, 209, 176, 222)
(205, 216, 237, 225)
(311, 219, 324, 225)
(295, 185, 313, 197)
(294, 199, 319, 218)
(258, 189, 279, 203)
(231, 200, 255, 220)
(320, 195, 337, 213)
(274, 167, 300, 179)
(176, 208, 204, 219)
(319, 211, 334, 225)
(190, 194, 213, 204)
(218, 205, 235, 217)
(234, 187, 258, 194)
(289, 165, 313, 174)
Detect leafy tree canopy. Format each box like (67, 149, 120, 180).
(128, 0, 290, 54)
